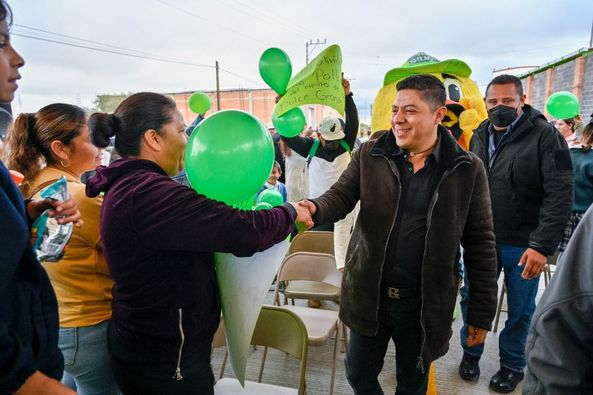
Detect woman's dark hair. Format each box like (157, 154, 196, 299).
(89, 92, 177, 158)
(581, 121, 593, 152)
(561, 118, 575, 132)
(2, 103, 87, 194)
(0, 0, 13, 26)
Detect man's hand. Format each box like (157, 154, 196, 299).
(342, 76, 351, 96)
(289, 202, 314, 232)
(297, 199, 317, 216)
(518, 248, 547, 280)
(466, 325, 488, 347)
(27, 197, 84, 228)
(15, 371, 76, 395)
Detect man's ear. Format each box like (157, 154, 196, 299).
(435, 106, 448, 124)
(142, 129, 162, 152)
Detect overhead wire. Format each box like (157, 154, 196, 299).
(216, 0, 309, 40)
(12, 27, 263, 86)
(229, 0, 320, 39)
(155, 0, 270, 46)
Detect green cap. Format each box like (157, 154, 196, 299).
(383, 52, 472, 86)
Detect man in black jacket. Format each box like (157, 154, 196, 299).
(300, 75, 498, 394)
(458, 74, 573, 393)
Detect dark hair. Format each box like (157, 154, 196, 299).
(581, 122, 593, 152)
(396, 74, 446, 110)
(561, 118, 576, 132)
(485, 74, 524, 97)
(272, 161, 282, 172)
(0, 0, 13, 26)
(2, 103, 87, 194)
(89, 92, 177, 158)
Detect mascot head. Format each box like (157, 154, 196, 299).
(371, 52, 487, 149)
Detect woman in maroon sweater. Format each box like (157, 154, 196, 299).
(86, 92, 311, 395)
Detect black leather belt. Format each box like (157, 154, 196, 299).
(384, 287, 420, 300)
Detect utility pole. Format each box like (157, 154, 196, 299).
(306, 38, 327, 64)
(215, 60, 221, 112)
(589, 18, 593, 48)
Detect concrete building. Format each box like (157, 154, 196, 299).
(518, 47, 593, 121)
(168, 88, 332, 130)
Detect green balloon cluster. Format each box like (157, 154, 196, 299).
(188, 92, 211, 115)
(257, 189, 284, 207)
(272, 107, 306, 138)
(185, 110, 274, 206)
(546, 91, 580, 119)
(259, 48, 292, 95)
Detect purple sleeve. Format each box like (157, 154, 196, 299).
(131, 177, 294, 257)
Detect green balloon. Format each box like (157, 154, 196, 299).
(188, 92, 211, 115)
(234, 193, 257, 210)
(185, 110, 274, 205)
(546, 91, 580, 119)
(257, 188, 284, 207)
(272, 107, 306, 138)
(254, 202, 273, 210)
(259, 48, 292, 95)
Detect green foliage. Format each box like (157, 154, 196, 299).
(89, 93, 132, 113)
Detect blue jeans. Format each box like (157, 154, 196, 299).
(59, 320, 120, 395)
(346, 292, 430, 395)
(460, 244, 539, 371)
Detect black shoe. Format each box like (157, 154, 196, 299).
(458, 353, 480, 381)
(489, 367, 524, 393)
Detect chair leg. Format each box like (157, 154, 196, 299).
(544, 264, 551, 287)
(329, 323, 338, 395)
(258, 346, 269, 383)
(220, 349, 228, 379)
(493, 282, 506, 333)
(341, 321, 348, 354)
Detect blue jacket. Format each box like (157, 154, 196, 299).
(0, 160, 63, 393)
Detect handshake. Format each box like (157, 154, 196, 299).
(289, 200, 317, 232)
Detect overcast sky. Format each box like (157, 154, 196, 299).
(10, 0, 593, 122)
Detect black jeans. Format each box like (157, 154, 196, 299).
(345, 292, 429, 395)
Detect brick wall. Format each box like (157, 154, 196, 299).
(582, 55, 593, 121)
(521, 52, 593, 123)
(170, 88, 329, 129)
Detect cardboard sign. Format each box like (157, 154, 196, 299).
(274, 44, 344, 117)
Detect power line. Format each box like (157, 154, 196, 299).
(13, 24, 173, 60)
(13, 32, 214, 68)
(155, 0, 270, 46)
(12, 30, 262, 85)
(230, 0, 320, 39)
(217, 0, 310, 40)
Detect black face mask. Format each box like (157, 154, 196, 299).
(488, 104, 519, 128)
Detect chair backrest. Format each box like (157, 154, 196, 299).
(275, 252, 342, 290)
(213, 306, 308, 394)
(289, 231, 334, 255)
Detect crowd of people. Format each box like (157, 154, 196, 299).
(1, 0, 593, 394)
